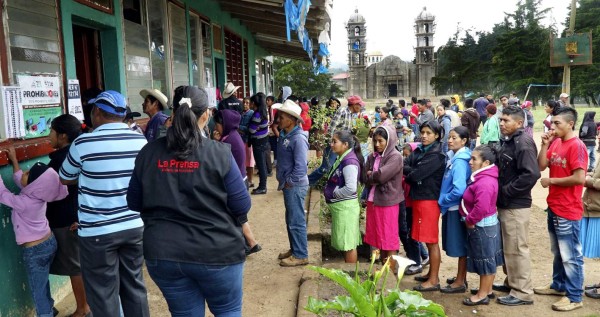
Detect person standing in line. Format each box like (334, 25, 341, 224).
(521, 101, 534, 137)
(308, 95, 364, 186)
(363, 126, 404, 264)
(60, 91, 150, 317)
(266, 95, 279, 168)
(581, 157, 600, 300)
(480, 104, 501, 146)
(47, 115, 91, 317)
(438, 126, 472, 294)
(535, 107, 586, 312)
(140, 88, 169, 142)
(543, 100, 560, 133)
(461, 145, 504, 306)
(436, 105, 452, 154)
(248, 92, 270, 195)
(405, 121, 446, 292)
(474, 93, 490, 126)
(1, 148, 67, 317)
(400, 143, 430, 275)
(410, 100, 434, 129)
(324, 131, 364, 263)
(497, 95, 508, 119)
(218, 82, 243, 113)
(579, 111, 597, 172)
(494, 105, 540, 307)
(461, 98, 480, 150)
(128, 86, 251, 316)
(240, 97, 255, 187)
(274, 100, 310, 267)
(410, 97, 420, 136)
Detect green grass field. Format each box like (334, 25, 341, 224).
(531, 105, 599, 133)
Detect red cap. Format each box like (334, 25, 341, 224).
(347, 95, 365, 106)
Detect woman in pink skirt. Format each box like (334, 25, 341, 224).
(363, 125, 404, 263)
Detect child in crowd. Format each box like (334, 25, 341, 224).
(400, 143, 430, 275)
(0, 147, 68, 317)
(378, 106, 393, 127)
(324, 131, 365, 263)
(460, 145, 504, 306)
(394, 110, 409, 147)
(363, 126, 404, 264)
(240, 97, 255, 187)
(521, 101, 534, 137)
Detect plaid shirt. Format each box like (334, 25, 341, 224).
(329, 106, 360, 138)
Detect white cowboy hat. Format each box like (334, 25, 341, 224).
(222, 82, 241, 99)
(139, 89, 168, 110)
(273, 100, 304, 123)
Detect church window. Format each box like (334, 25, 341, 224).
(353, 40, 360, 51)
(354, 26, 360, 36)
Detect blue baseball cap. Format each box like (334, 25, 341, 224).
(89, 90, 127, 117)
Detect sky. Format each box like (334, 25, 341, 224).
(328, 0, 572, 67)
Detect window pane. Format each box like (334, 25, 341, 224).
(147, 0, 168, 97)
(190, 14, 201, 87)
(169, 3, 189, 89)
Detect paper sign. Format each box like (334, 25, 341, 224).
(22, 105, 62, 139)
(205, 87, 217, 109)
(1, 86, 26, 139)
(67, 79, 84, 121)
(17, 75, 61, 106)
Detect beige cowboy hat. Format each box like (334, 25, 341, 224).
(222, 82, 241, 99)
(272, 99, 304, 124)
(139, 89, 168, 110)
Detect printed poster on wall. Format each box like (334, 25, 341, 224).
(1, 86, 26, 139)
(22, 105, 62, 139)
(67, 79, 84, 121)
(16, 75, 61, 106)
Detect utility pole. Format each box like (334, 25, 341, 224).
(562, 0, 577, 94)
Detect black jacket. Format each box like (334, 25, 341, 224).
(497, 129, 541, 209)
(404, 142, 446, 200)
(47, 146, 79, 228)
(579, 111, 596, 147)
(218, 95, 243, 114)
(128, 137, 250, 265)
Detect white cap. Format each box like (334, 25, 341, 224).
(559, 93, 569, 98)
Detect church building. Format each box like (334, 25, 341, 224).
(345, 7, 436, 99)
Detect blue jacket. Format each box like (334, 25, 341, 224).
(276, 126, 309, 190)
(438, 147, 471, 214)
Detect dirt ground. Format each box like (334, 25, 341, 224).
(55, 131, 600, 317)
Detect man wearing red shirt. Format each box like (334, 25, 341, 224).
(536, 107, 587, 312)
(410, 96, 420, 136)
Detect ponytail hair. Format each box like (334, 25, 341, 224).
(334, 130, 366, 184)
(167, 85, 208, 160)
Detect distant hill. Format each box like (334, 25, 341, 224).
(328, 61, 348, 74)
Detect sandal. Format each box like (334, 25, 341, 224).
(463, 296, 490, 306)
(585, 283, 600, 290)
(413, 283, 440, 292)
(440, 284, 467, 294)
(414, 275, 430, 282)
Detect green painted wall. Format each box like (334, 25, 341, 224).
(0, 158, 69, 317)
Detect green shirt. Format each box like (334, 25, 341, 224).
(481, 116, 501, 144)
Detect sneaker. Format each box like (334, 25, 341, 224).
(404, 264, 423, 275)
(278, 249, 292, 260)
(421, 257, 430, 267)
(280, 255, 309, 267)
(534, 284, 566, 296)
(552, 296, 583, 311)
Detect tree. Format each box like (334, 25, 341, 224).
(273, 58, 344, 100)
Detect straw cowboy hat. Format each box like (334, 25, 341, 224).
(139, 88, 168, 110)
(273, 99, 304, 124)
(222, 82, 241, 99)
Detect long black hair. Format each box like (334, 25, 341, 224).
(250, 92, 268, 121)
(167, 86, 208, 160)
(334, 130, 365, 184)
(419, 120, 443, 142)
(51, 114, 82, 143)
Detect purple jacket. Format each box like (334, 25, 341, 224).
(460, 164, 499, 226)
(365, 125, 404, 206)
(0, 169, 68, 245)
(324, 150, 360, 204)
(220, 109, 246, 179)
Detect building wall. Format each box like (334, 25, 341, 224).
(0, 1, 272, 315)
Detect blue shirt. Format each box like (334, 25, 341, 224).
(144, 111, 169, 142)
(60, 123, 148, 237)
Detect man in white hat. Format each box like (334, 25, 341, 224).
(559, 93, 570, 108)
(273, 100, 310, 267)
(218, 82, 243, 113)
(140, 88, 169, 142)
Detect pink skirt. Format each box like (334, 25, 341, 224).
(364, 202, 400, 251)
(245, 143, 255, 167)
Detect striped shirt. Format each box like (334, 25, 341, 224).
(59, 123, 148, 237)
(248, 111, 269, 140)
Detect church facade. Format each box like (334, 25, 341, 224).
(345, 7, 436, 99)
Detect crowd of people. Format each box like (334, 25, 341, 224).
(1, 85, 600, 316)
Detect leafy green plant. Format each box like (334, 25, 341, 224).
(305, 252, 447, 317)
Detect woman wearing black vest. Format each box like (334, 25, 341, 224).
(128, 86, 251, 316)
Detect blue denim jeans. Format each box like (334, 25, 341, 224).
(22, 235, 57, 317)
(469, 139, 477, 151)
(308, 145, 337, 186)
(146, 259, 244, 317)
(547, 210, 584, 303)
(283, 185, 309, 259)
(587, 145, 596, 170)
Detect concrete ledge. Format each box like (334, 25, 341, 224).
(296, 271, 319, 317)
